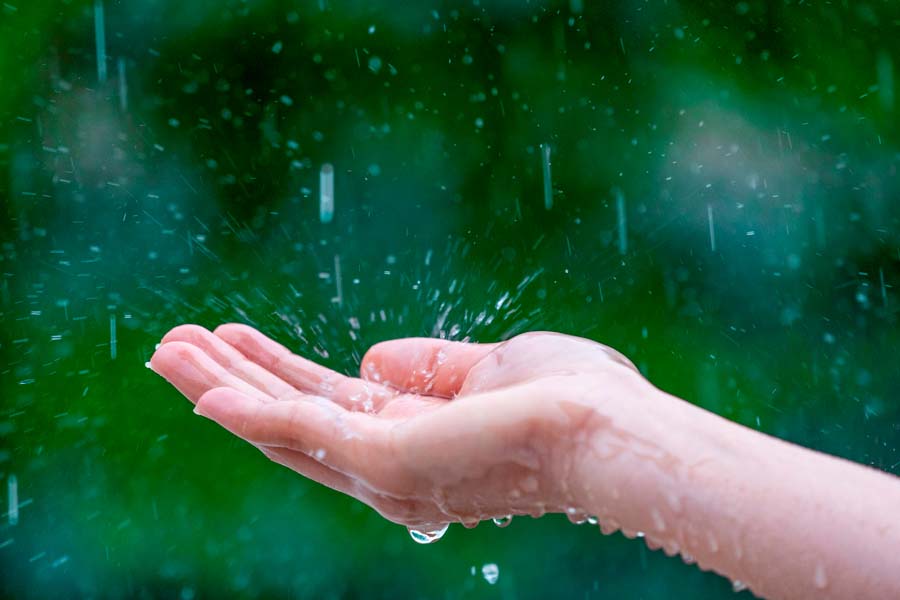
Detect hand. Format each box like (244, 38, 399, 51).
(150, 324, 646, 534)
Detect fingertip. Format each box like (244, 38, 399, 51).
(150, 340, 194, 378)
(195, 386, 258, 422)
(213, 322, 254, 341)
(359, 338, 433, 382)
(160, 324, 212, 346)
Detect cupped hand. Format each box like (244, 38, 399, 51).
(150, 324, 644, 533)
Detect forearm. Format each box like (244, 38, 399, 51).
(572, 379, 900, 599)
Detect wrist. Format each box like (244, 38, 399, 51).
(568, 377, 755, 543)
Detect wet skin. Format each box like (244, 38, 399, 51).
(151, 325, 900, 600)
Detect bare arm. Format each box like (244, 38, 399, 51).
(150, 324, 900, 599)
(569, 375, 900, 598)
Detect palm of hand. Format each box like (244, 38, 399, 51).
(151, 324, 636, 532)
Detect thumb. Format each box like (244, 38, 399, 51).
(360, 338, 498, 398)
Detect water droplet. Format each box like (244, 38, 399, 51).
(813, 563, 828, 589)
(732, 580, 747, 593)
(481, 563, 499, 585)
(519, 476, 539, 493)
(586, 515, 598, 525)
(650, 508, 667, 532)
(566, 507, 587, 524)
(492, 515, 513, 528)
(314, 448, 326, 460)
(408, 524, 449, 544)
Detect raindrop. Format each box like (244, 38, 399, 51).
(540, 143, 553, 210)
(481, 563, 499, 585)
(7, 475, 18, 526)
(492, 515, 513, 528)
(615, 187, 627, 254)
(732, 580, 747, 593)
(408, 523, 449, 544)
(93, 0, 107, 83)
(319, 164, 334, 223)
(586, 515, 598, 525)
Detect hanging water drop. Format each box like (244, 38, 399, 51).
(408, 523, 449, 544)
(492, 515, 513, 528)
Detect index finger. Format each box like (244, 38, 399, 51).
(195, 387, 396, 485)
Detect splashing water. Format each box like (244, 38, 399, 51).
(408, 523, 449, 544)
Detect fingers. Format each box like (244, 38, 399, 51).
(214, 323, 393, 411)
(195, 387, 392, 482)
(160, 325, 306, 401)
(150, 340, 276, 404)
(260, 447, 361, 498)
(213, 323, 339, 392)
(360, 338, 499, 398)
(260, 447, 429, 527)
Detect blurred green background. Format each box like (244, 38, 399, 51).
(2, 0, 899, 597)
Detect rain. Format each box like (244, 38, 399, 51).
(1, 1, 899, 598)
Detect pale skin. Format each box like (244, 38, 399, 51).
(150, 324, 900, 599)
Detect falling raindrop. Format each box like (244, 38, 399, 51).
(7, 475, 18, 526)
(408, 523, 449, 544)
(615, 187, 627, 255)
(481, 563, 499, 585)
(93, 0, 107, 83)
(540, 143, 553, 210)
(319, 163, 334, 223)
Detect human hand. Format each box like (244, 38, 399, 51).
(150, 324, 649, 537)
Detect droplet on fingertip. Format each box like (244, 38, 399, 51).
(408, 524, 449, 544)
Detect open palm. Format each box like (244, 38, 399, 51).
(151, 324, 640, 534)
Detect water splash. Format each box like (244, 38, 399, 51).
(408, 523, 449, 544)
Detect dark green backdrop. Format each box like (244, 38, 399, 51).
(2, 0, 899, 597)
